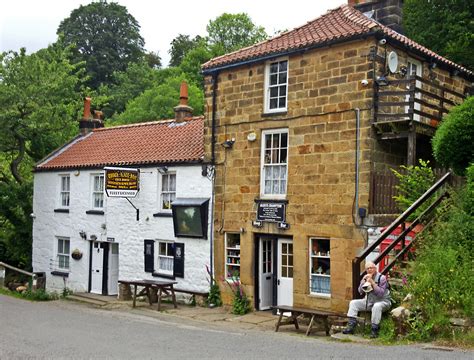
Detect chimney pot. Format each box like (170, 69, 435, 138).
(179, 81, 189, 106)
(83, 97, 92, 119)
(174, 81, 193, 122)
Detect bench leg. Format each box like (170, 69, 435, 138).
(132, 285, 137, 308)
(171, 287, 177, 309)
(292, 312, 299, 330)
(146, 286, 152, 305)
(324, 317, 330, 336)
(275, 312, 284, 332)
(306, 315, 315, 336)
(157, 288, 162, 311)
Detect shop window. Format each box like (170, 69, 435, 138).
(225, 233, 241, 280)
(309, 238, 330, 296)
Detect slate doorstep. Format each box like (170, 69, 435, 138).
(330, 333, 371, 343)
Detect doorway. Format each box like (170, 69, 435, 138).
(90, 242, 119, 295)
(256, 236, 293, 310)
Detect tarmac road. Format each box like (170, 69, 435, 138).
(0, 294, 472, 360)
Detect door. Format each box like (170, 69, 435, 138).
(406, 58, 422, 120)
(277, 239, 293, 306)
(108, 243, 119, 295)
(91, 242, 104, 294)
(259, 238, 273, 310)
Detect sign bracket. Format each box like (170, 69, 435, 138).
(125, 198, 139, 221)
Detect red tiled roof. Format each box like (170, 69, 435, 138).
(35, 117, 204, 171)
(202, 5, 472, 76)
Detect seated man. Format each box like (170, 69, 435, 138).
(343, 261, 391, 338)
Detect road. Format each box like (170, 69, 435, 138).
(0, 294, 471, 359)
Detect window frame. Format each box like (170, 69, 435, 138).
(264, 58, 289, 113)
(56, 237, 70, 271)
(225, 233, 241, 281)
(260, 128, 289, 199)
(59, 174, 71, 208)
(160, 172, 176, 212)
(156, 240, 174, 276)
(91, 173, 105, 210)
(309, 237, 331, 297)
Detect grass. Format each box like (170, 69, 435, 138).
(0, 287, 58, 301)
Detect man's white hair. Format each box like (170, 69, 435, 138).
(365, 261, 376, 269)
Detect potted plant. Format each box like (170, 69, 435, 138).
(71, 248, 83, 260)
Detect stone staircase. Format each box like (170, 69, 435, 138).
(67, 292, 117, 306)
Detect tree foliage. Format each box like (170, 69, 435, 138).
(168, 34, 205, 67)
(432, 97, 474, 175)
(206, 13, 267, 55)
(113, 74, 204, 125)
(404, 0, 474, 70)
(0, 44, 84, 268)
(57, 1, 145, 89)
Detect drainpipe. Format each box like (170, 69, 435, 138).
(211, 72, 218, 165)
(209, 72, 218, 283)
(353, 108, 361, 226)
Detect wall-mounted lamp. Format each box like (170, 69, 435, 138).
(90, 234, 97, 241)
(429, 61, 437, 70)
(399, 65, 408, 77)
(158, 166, 168, 175)
(451, 69, 460, 77)
(375, 75, 389, 86)
(79, 230, 87, 240)
(221, 138, 235, 149)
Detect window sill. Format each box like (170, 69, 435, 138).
(261, 110, 288, 117)
(86, 210, 104, 215)
(51, 271, 69, 277)
(309, 293, 331, 299)
(152, 272, 175, 280)
(153, 212, 173, 218)
(254, 198, 288, 204)
(54, 208, 69, 213)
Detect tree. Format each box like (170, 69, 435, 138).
(206, 13, 267, 55)
(144, 51, 162, 69)
(113, 74, 204, 125)
(432, 96, 474, 175)
(404, 0, 474, 70)
(179, 43, 213, 85)
(0, 44, 84, 268)
(168, 34, 205, 67)
(57, 1, 145, 89)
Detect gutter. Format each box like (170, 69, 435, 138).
(211, 73, 218, 165)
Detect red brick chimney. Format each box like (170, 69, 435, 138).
(174, 81, 193, 122)
(79, 97, 93, 136)
(349, 0, 404, 34)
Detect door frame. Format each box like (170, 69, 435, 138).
(254, 234, 293, 311)
(88, 241, 110, 295)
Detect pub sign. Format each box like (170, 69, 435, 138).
(256, 201, 286, 223)
(104, 167, 139, 198)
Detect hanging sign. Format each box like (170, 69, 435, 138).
(104, 167, 139, 198)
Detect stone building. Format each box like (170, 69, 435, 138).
(32, 85, 213, 295)
(201, 2, 472, 312)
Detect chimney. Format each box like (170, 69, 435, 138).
(92, 110, 105, 129)
(174, 81, 193, 122)
(79, 97, 93, 136)
(349, 0, 404, 34)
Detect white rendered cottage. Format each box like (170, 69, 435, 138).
(32, 84, 213, 296)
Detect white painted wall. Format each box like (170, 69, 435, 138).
(32, 165, 213, 295)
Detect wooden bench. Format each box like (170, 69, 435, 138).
(273, 305, 347, 336)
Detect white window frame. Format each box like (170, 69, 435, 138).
(160, 172, 176, 212)
(59, 174, 70, 208)
(309, 237, 331, 297)
(260, 129, 289, 199)
(56, 237, 70, 271)
(156, 240, 174, 275)
(264, 58, 289, 113)
(225, 233, 241, 281)
(91, 173, 104, 210)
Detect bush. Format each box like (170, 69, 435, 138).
(391, 159, 436, 220)
(402, 182, 474, 340)
(21, 289, 59, 301)
(224, 277, 250, 315)
(432, 96, 474, 175)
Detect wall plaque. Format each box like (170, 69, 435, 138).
(256, 201, 286, 223)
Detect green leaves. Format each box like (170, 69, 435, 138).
(404, 0, 474, 70)
(432, 97, 474, 176)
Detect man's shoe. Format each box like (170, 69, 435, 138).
(342, 318, 357, 334)
(370, 324, 380, 338)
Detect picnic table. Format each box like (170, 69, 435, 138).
(273, 305, 347, 336)
(118, 279, 178, 311)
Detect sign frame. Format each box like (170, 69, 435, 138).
(104, 167, 140, 198)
